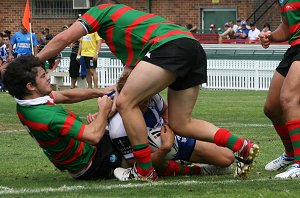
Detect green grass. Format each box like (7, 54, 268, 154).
(1, 90, 300, 197)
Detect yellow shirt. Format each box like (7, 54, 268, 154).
(80, 32, 101, 57)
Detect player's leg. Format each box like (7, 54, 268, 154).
(114, 61, 176, 181)
(189, 141, 235, 167)
(275, 61, 300, 179)
(167, 87, 259, 178)
(264, 71, 294, 171)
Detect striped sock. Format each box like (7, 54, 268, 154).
(213, 128, 244, 152)
(160, 160, 201, 176)
(286, 120, 300, 164)
(132, 144, 153, 176)
(273, 124, 294, 157)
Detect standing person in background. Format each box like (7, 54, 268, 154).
(259, 0, 300, 179)
(36, 1, 259, 182)
(77, 32, 102, 89)
(10, 23, 38, 57)
(69, 24, 81, 89)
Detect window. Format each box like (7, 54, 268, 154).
(32, 0, 92, 18)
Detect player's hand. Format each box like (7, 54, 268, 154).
(86, 112, 98, 123)
(160, 125, 175, 151)
(259, 32, 272, 49)
(76, 55, 81, 61)
(93, 55, 98, 61)
(97, 95, 113, 116)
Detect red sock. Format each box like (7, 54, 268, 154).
(132, 144, 153, 176)
(286, 120, 300, 164)
(213, 128, 244, 152)
(273, 124, 294, 157)
(160, 160, 201, 176)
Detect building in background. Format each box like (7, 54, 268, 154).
(0, 0, 280, 37)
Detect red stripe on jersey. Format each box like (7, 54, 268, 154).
(59, 115, 76, 136)
(110, 6, 133, 23)
(52, 138, 75, 159)
(149, 30, 193, 45)
(141, 22, 173, 43)
(281, 2, 300, 13)
(38, 137, 61, 147)
(81, 13, 100, 32)
(125, 13, 156, 66)
(17, 112, 49, 131)
(97, 4, 114, 10)
(76, 124, 85, 140)
(289, 23, 300, 34)
(56, 141, 85, 165)
(291, 39, 300, 46)
(105, 26, 116, 55)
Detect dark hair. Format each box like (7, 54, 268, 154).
(3, 56, 44, 99)
(263, 22, 271, 30)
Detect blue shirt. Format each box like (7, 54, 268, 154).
(10, 30, 38, 56)
(236, 28, 250, 39)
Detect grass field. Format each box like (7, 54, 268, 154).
(1, 90, 300, 198)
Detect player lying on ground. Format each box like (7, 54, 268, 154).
(2, 56, 127, 180)
(87, 68, 235, 177)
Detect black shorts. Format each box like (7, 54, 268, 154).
(82, 56, 97, 69)
(76, 132, 123, 180)
(277, 44, 300, 77)
(69, 53, 80, 78)
(142, 38, 207, 90)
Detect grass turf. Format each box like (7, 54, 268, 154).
(1, 90, 300, 198)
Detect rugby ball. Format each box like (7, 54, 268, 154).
(147, 126, 178, 160)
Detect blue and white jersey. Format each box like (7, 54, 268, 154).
(0, 44, 8, 62)
(10, 31, 38, 56)
(108, 94, 196, 161)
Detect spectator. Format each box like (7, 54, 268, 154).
(262, 22, 271, 33)
(68, 24, 81, 89)
(185, 23, 197, 33)
(77, 32, 102, 89)
(219, 22, 232, 39)
(0, 33, 10, 64)
(234, 20, 250, 40)
(9, 23, 39, 57)
(209, 24, 218, 34)
(248, 22, 261, 42)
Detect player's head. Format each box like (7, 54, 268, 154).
(3, 56, 50, 99)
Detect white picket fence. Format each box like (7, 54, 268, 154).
(54, 57, 279, 90)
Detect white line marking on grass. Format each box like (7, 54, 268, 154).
(0, 178, 276, 195)
(0, 129, 25, 133)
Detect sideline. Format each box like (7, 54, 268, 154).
(0, 178, 275, 195)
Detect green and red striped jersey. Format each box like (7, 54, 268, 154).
(17, 98, 95, 173)
(278, 0, 300, 46)
(79, 4, 196, 67)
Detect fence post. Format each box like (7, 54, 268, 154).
(254, 60, 259, 91)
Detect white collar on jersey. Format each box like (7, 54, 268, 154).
(15, 96, 54, 106)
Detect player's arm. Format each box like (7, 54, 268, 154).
(36, 21, 87, 61)
(82, 96, 112, 144)
(151, 125, 175, 167)
(268, 16, 290, 43)
(51, 86, 114, 104)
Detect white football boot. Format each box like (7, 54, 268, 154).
(275, 164, 300, 179)
(265, 153, 294, 171)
